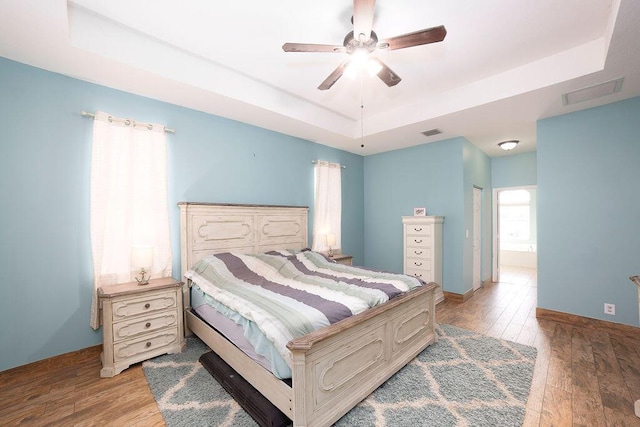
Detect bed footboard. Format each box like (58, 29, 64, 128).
(186, 280, 437, 427)
(287, 283, 437, 427)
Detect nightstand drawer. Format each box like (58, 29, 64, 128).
(113, 329, 179, 362)
(112, 291, 177, 321)
(113, 311, 178, 341)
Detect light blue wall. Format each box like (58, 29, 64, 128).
(363, 138, 492, 295)
(537, 96, 640, 326)
(462, 140, 493, 288)
(363, 138, 468, 294)
(0, 57, 364, 372)
(491, 152, 537, 188)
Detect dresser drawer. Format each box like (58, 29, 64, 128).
(406, 247, 432, 258)
(113, 311, 178, 342)
(112, 291, 177, 321)
(113, 329, 179, 362)
(405, 225, 432, 237)
(405, 259, 432, 272)
(405, 268, 432, 282)
(405, 236, 432, 249)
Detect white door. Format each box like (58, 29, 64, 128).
(494, 190, 500, 282)
(473, 187, 482, 290)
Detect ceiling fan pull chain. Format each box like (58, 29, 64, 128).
(360, 75, 365, 148)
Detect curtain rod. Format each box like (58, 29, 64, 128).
(81, 111, 175, 134)
(311, 160, 346, 169)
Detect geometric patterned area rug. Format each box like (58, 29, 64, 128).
(143, 324, 537, 427)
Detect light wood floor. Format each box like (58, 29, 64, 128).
(1, 266, 639, 426)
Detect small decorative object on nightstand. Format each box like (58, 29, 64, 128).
(98, 277, 185, 377)
(131, 245, 153, 285)
(326, 234, 336, 257)
(330, 254, 353, 266)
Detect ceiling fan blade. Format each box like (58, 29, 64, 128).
(318, 60, 350, 90)
(353, 0, 375, 42)
(379, 25, 447, 51)
(371, 58, 401, 87)
(282, 43, 346, 53)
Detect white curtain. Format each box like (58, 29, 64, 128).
(312, 161, 342, 253)
(89, 111, 172, 329)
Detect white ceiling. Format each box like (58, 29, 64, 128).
(1, 0, 639, 157)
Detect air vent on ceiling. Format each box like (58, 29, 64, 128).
(562, 77, 624, 106)
(422, 128, 443, 137)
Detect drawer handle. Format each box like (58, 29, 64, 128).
(415, 228, 422, 232)
(144, 303, 150, 309)
(145, 322, 151, 328)
(415, 273, 422, 277)
(415, 262, 422, 266)
(146, 342, 152, 348)
(414, 239, 422, 244)
(415, 251, 422, 255)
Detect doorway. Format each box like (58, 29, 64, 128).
(492, 186, 537, 286)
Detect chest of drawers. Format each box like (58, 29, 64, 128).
(402, 216, 444, 304)
(99, 278, 185, 377)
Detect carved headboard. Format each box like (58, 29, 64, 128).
(178, 202, 309, 279)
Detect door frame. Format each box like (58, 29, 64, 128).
(492, 185, 537, 282)
(472, 186, 483, 291)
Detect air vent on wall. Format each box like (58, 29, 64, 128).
(422, 128, 443, 137)
(562, 77, 624, 106)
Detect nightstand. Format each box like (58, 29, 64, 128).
(330, 254, 353, 266)
(98, 277, 185, 378)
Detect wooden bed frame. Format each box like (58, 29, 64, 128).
(179, 202, 437, 427)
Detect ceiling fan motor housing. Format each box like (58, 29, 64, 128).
(344, 30, 379, 54)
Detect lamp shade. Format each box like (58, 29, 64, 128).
(131, 245, 153, 268)
(326, 234, 336, 246)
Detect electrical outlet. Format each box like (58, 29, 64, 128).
(604, 303, 616, 315)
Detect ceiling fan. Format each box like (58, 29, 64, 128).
(282, 0, 447, 90)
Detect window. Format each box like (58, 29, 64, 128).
(311, 161, 342, 254)
(499, 190, 531, 241)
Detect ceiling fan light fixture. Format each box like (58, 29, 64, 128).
(345, 57, 381, 79)
(345, 49, 369, 79)
(351, 49, 369, 65)
(345, 62, 359, 80)
(498, 140, 519, 151)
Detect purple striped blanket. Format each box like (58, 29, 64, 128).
(184, 249, 424, 367)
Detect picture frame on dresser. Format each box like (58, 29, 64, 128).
(413, 207, 426, 216)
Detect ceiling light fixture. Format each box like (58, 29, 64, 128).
(498, 140, 519, 151)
